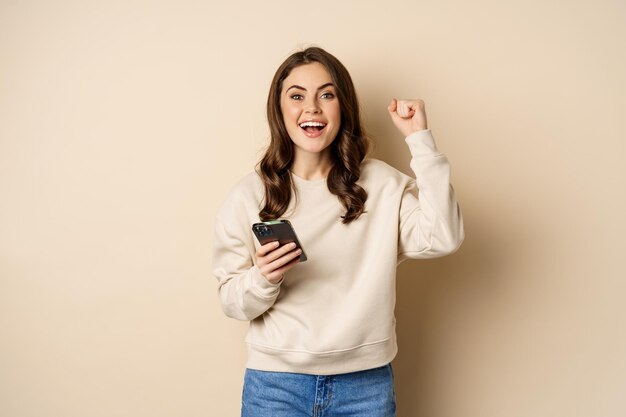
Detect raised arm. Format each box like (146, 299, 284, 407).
(388, 98, 464, 261)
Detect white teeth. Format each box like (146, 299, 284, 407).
(299, 121, 326, 128)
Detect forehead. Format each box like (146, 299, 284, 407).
(283, 62, 333, 87)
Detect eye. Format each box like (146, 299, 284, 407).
(321, 92, 335, 99)
(290, 94, 303, 100)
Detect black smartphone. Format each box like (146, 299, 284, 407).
(252, 220, 307, 262)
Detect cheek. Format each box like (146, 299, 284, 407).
(329, 103, 342, 125)
(281, 102, 299, 121)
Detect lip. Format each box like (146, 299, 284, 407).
(299, 120, 327, 138)
(301, 124, 325, 138)
(299, 119, 327, 125)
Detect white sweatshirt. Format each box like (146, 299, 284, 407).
(212, 129, 464, 375)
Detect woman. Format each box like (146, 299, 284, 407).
(213, 46, 464, 416)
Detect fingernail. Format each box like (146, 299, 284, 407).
(290, 242, 297, 248)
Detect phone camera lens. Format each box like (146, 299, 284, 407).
(255, 225, 274, 237)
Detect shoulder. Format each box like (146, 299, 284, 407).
(359, 158, 413, 189)
(215, 169, 264, 222)
(231, 169, 264, 194)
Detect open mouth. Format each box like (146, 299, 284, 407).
(299, 121, 327, 134)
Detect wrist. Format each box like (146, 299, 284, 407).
(264, 273, 284, 285)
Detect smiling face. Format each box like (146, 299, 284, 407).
(280, 62, 341, 160)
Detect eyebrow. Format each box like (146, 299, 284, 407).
(285, 82, 335, 93)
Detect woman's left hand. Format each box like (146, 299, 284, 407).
(387, 98, 428, 136)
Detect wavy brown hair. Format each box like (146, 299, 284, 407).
(257, 47, 369, 224)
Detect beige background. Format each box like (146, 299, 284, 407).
(1, 0, 625, 416)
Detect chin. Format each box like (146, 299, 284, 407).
(302, 146, 329, 154)
(294, 141, 331, 155)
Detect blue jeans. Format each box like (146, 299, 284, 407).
(241, 363, 396, 417)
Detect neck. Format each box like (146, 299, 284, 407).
(291, 150, 333, 180)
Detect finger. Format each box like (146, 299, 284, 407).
(267, 247, 303, 272)
(405, 99, 425, 114)
(271, 255, 301, 277)
(259, 247, 299, 280)
(396, 100, 414, 118)
(260, 242, 298, 265)
(398, 100, 407, 117)
(256, 240, 280, 257)
(406, 99, 427, 129)
(388, 98, 405, 126)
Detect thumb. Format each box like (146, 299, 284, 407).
(387, 98, 397, 113)
(396, 100, 415, 119)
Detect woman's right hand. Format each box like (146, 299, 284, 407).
(255, 241, 302, 284)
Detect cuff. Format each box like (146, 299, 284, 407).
(250, 265, 282, 299)
(405, 129, 442, 158)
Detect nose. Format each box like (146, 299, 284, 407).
(304, 97, 321, 113)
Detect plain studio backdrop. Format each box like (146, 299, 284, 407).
(1, 1, 625, 416)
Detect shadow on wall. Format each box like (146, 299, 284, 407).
(390, 202, 520, 416)
(360, 75, 530, 415)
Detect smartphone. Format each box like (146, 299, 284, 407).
(252, 220, 307, 262)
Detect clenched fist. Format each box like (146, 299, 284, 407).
(387, 98, 428, 136)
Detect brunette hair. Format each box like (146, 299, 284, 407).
(257, 47, 369, 224)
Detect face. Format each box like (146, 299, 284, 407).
(280, 62, 341, 159)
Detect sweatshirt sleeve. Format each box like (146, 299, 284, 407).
(213, 217, 283, 321)
(397, 129, 464, 262)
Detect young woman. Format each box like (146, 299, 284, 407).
(213, 46, 464, 417)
